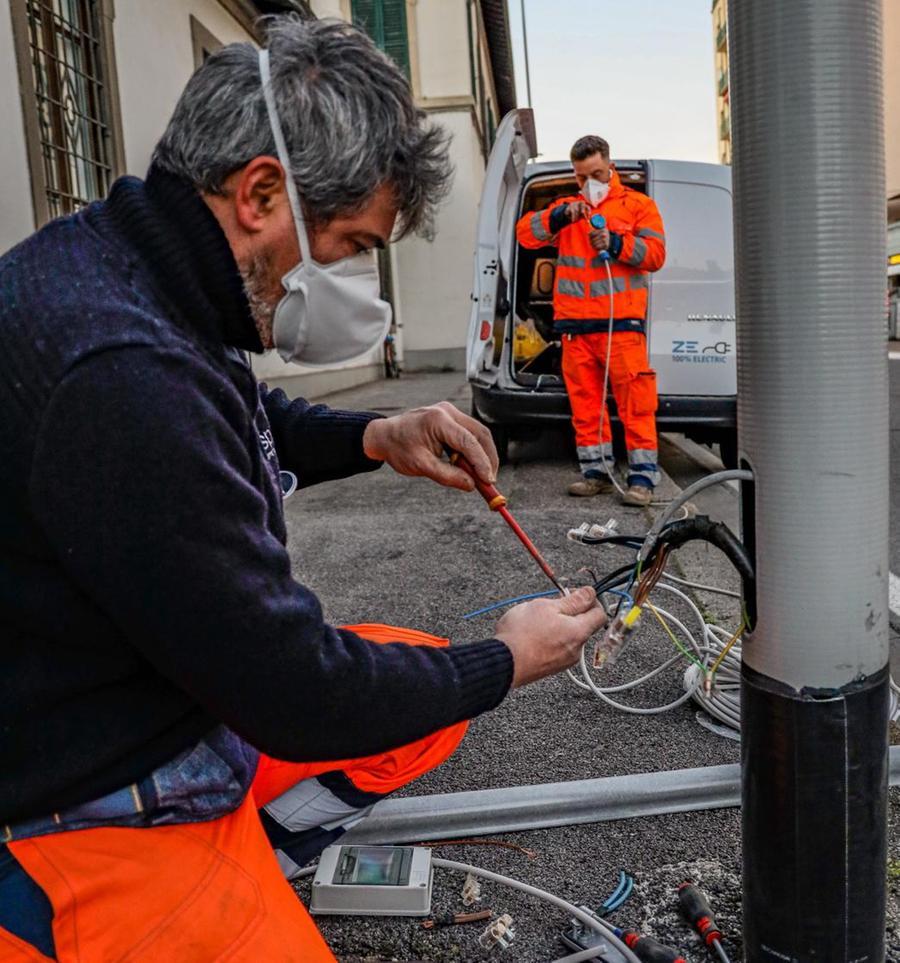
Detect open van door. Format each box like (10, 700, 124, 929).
(466, 109, 538, 382)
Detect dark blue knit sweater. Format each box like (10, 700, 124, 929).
(0, 168, 512, 824)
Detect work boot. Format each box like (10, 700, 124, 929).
(621, 484, 653, 507)
(568, 476, 614, 497)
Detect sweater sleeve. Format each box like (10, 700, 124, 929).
(29, 346, 513, 761)
(259, 383, 384, 487)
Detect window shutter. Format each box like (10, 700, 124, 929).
(351, 0, 410, 80)
(380, 0, 410, 79)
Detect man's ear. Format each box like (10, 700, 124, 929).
(233, 156, 288, 233)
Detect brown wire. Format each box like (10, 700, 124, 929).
(413, 838, 538, 859)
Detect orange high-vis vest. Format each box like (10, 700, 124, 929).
(516, 169, 666, 328)
(0, 624, 469, 963)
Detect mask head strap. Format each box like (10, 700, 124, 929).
(258, 48, 313, 264)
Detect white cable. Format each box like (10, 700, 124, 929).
(553, 947, 613, 963)
(291, 858, 641, 963)
(659, 572, 742, 599)
(430, 858, 642, 963)
(596, 258, 629, 499)
(637, 469, 754, 563)
(575, 591, 708, 715)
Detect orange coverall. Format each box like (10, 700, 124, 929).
(516, 168, 666, 487)
(0, 625, 466, 963)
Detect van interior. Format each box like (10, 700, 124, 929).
(510, 165, 647, 388)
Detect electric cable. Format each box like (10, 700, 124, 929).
(463, 589, 558, 620)
(552, 948, 610, 963)
(637, 470, 754, 564)
(429, 858, 642, 963)
(596, 262, 629, 500)
(291, 858, 641, 962)
(655, 571, 742, 599)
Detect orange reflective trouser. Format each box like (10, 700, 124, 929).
(0, 624, 468, 963)
(561, 330, 660, 488)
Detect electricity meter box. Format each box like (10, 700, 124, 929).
(309, 845, 433, 917)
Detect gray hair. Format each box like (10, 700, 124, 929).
(152, 16, 452, 238)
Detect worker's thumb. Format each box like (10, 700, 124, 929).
(556, 585, 598, 615)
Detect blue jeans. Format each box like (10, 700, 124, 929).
(0, 727, 259, 959)
(0, 845, 55, 958)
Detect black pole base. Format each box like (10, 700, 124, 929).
(742, 663, 889, 962)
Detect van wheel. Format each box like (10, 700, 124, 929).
(489, 425, 510, 465)
(471, 402, 509, 464)
(718, 430, 739, 470)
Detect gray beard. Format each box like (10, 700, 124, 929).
(240, 255, 278, 349)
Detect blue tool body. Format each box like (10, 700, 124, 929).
(590, 213, 611, 261)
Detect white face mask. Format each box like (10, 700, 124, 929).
(258, 49, 392, 367)
(581, 177, 610, 207)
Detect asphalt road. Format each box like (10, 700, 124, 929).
(283, 372, 899, 962)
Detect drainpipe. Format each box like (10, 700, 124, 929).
(729, 1, 889, 960)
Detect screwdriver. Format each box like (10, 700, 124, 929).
(616, 929, 687, 963)
(677, 881, 731, 963)
(450, 452, 565, 594)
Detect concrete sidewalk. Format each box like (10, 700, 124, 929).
(285, 372, 899, 962)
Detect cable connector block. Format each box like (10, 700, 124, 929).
(567, 522, 592, 543)
(588, 518, 620, 539)
(593, 606, 641, 668)
(566, 519, 620, 543)
(479, 913, 516, 951)
(461, 872, 482, 906)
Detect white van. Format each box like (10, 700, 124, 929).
(466, 109, 737, 466)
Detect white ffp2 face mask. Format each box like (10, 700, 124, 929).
(258, 49, 392, 367)
(581, 177, 610, 207)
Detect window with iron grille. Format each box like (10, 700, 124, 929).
(11, 0, 124, 224)
(351, 0, 410, 80)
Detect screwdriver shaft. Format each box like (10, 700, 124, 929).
(497, 505, 565, 594)
(451, 452, 564, 594)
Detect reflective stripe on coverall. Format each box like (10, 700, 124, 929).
(516, 169, 665, 485)
(0, 624, 467, 963)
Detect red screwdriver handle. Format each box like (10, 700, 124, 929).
(450, 452, 507, 511)
(622, 931, 687, 963)
(678, 882, 722, 946)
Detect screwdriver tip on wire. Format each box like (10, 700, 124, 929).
(450, 451, 565, 595)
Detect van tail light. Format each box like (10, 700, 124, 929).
(480, 321, 492, 341)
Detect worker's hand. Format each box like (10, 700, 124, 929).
(566, 200, 590, 222)
(362, 401, 499, 491)
(589, 226, 610, 251)
(494, 586, 607, 688)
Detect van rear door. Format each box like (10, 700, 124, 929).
(646, 161, 736, 398)
(466, 108, 538, 382)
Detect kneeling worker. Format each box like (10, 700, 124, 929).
(516, 135, 666, 506)
(0, 19, 605, 962)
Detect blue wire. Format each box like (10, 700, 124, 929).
(463, 587, 635, 621)
(602, 871, 628, 909)
(462, 589, 558, 619)
(604, 874, 634, 912)
(605, 589, 634, 604)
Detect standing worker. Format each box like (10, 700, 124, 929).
(0, 18, 606, 962)
(516, 136, 666, 506)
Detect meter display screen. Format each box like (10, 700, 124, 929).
(333, 846, 413, 886)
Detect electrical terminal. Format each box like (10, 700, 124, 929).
(593, 604, 642, 668)
(567, 518, 619, 543)
(478, 913, 516, 951)
(588, 518, 619, 539)
(461, 872, 482, 906)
